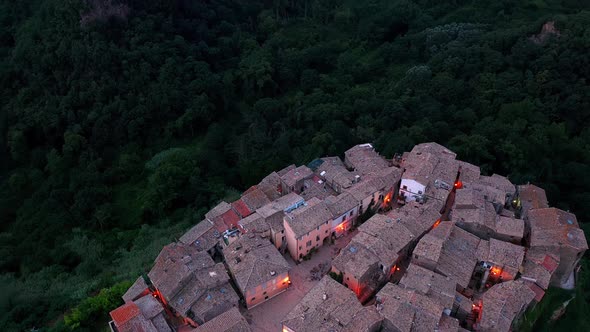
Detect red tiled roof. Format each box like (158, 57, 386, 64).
(542, 255, 559, 272)
(232, 199, 252, 218)
(219, 209, 241, 229)
(528, 282, 546, 302)
(243, 185, 258, 195)
(241, 186, 271, 211)
(110, 302, 141, 326)
(213, 218, 227, 232)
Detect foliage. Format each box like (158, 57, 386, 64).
(1, 0, 590, 330)
(329, 271, 344, 284)
(64, 280, 132, 330)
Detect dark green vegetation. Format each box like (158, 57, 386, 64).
(1, 0, 590, 330)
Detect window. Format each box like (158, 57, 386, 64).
(316, 235, 320, 241)
(325, 230, 328, 234)
(263, 291, 267, 295)
(347, 277, 349, 280)
(317, 226, 319, 230)
(325, 220, 328, 224)
(251, 297, 256, 301)
(299, 246, 302, 250)
(306, 240, 312, 247)
(342, 216, 345, 222)
(281, 230, 284, 233)
(349, 211, 353, 216)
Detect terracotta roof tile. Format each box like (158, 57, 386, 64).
(179, 220, 215, 246)
(344, 143, 389, 175)
(206, 202, 232, 221)
(528, 208, 588, 251)
(257, 172, 282, 201)
(281, 165, 313, 187)
(231, 199, 252, 218)
(189, 285, 240, 324)
(428, 222, 481, 288)
(122, 277, 149, 303)
(325, 192, 358, 217)
(399, 264, 456, 309)
(438, 314, 461, 332)
(285, 200, 332, 238)
(518, 184, 549, 211)
(479, 280, 535, 331)
(134, 295, 164, 320)
(147, 243, 236, 316)
(238, 212, 269, 234)
(224, 235, 290, 294)
(376, 283, 444, 332)
(542, 254, 559, 272)
(486, 238, 525, 273)
(110, 302, 141, 326)
(282, 276, 380, 331)
(316, 156, 359, 192)
(410, 142, 457, 159)
(386, 200, 442, 237)
(521, 248, 560, 289)
(192, 307, 251, 332)
(527, 282, 546, 302)
(240, 186, 271, 211)
(215, 209, 241, 230)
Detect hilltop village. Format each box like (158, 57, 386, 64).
(108, 143, 587, 332)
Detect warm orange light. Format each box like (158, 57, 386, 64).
(283, 276, 290, 284)
(472, 304, 476, 309)
(454, 180, 463, 189)
(396, 267, 400, 271)
(382, 192, 393, 208)
(433, 219, 441, 228)
(491, 267, 501, 275)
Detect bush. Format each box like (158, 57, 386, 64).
(329, 271, 344, 284)
(63, 280, 132, 330)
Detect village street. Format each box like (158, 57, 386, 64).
(245, 230, 357, 331)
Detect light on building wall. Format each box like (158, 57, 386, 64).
(433, 219, 441, 228)
(454, 180, 463, 189)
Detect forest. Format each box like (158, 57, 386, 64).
(1, 0, 589, 331)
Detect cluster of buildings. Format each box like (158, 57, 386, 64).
(109, 143, 587, 332)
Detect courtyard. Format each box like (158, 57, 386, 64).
(244, 230, 357, 331)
